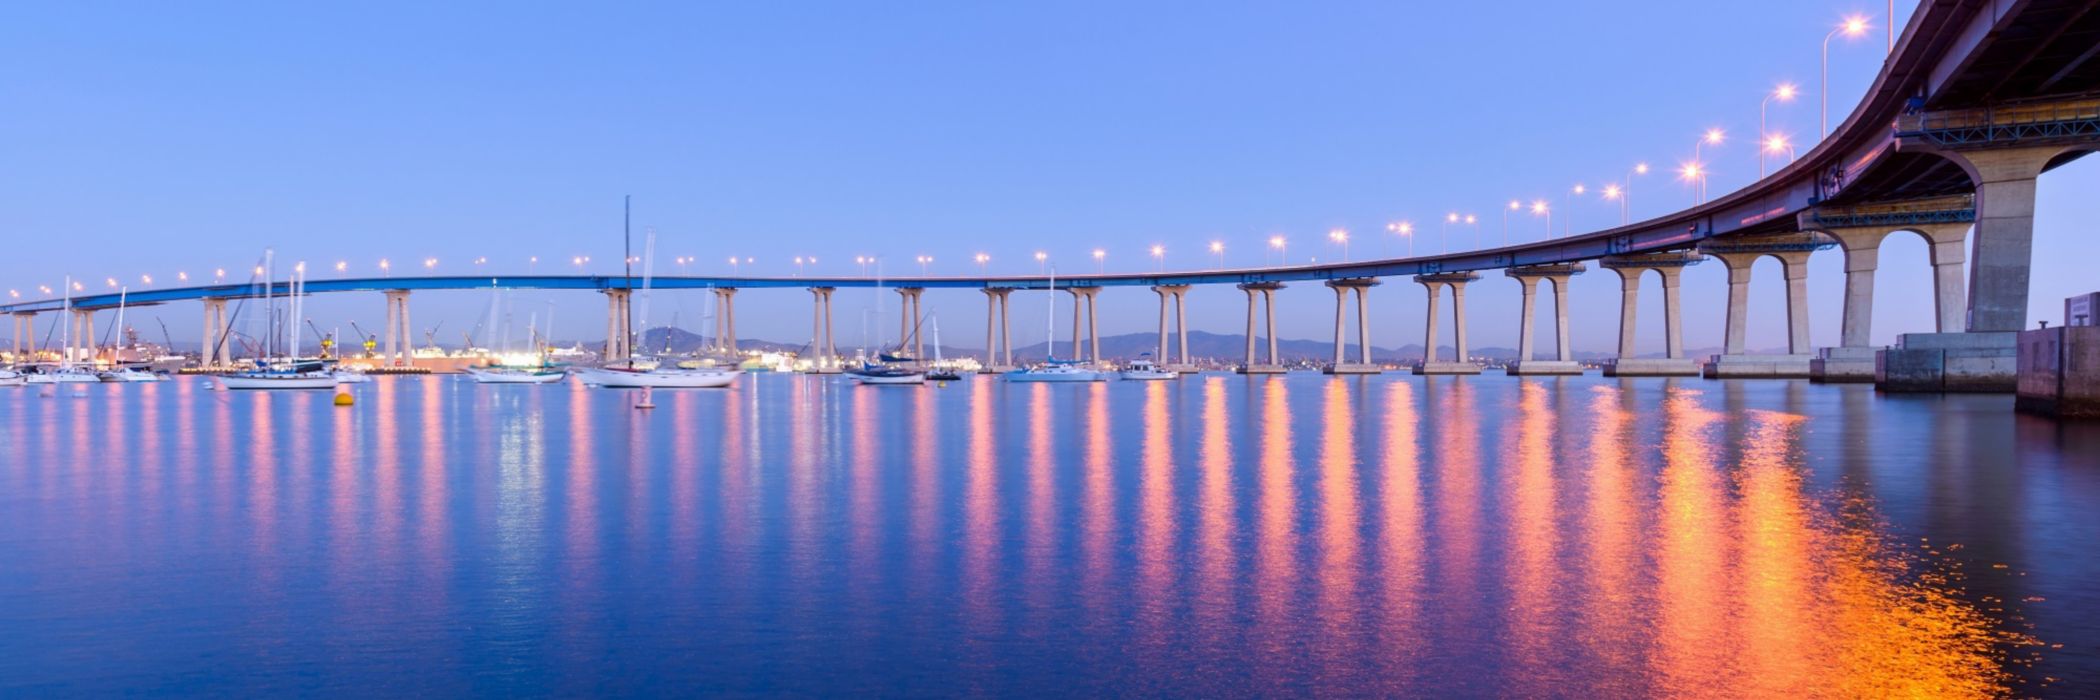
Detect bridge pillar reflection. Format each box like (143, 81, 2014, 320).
(1598, 252, 1703, 376)
(1151, 285, 1192, 371)
(980, 288, 1013, 371)
(1236, 282, 1285, 373)
(1504, 263, 1585, 375)
(1697, 232, 1831, 379)
(1323, 278, 1380, 374)
(1412, 272, 1481, 375)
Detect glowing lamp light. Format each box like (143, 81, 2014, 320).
(1775, 83, 1799, 101)
(1507, 200, 1521, 211)
(177, 272, 188, 281)
(1764, 135, 1792, 152)
(1529, 200, 1549, 215)
(1034, 251, 1047, 262)
(423, 258, 437, 269)
(335, 261, 347, 272)
(1150, 244, 1165, 256)
(1268, 235, 1285, 249)
(1704, 128, 1725, 145)
(1092, 249, 1105, 260)
(1445, 212, 1459, 223)
(1843, 16, 1869, 36)
(1387, 221, 1413, 235)
(974, 253, 989, 264)
(1572, 183, 1586, 195)
(1208, 241, 1223, 253)
(1603, 184, 1623, 200)
(1635, 162, 1650, 175)
(1681, 162, 1705, 180)
(1464, 214, 1477, 224)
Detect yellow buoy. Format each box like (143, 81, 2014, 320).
(333, 385, 354, 406)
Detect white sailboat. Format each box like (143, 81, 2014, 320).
(27, 277, 102, 385)
(1005, 268, 1105, 383)
(97, 287, 168, 382)
(220, 255, 337, 390)
(582, 221, 741, 390)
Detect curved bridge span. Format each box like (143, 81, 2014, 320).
(7, 0, 2099, 392)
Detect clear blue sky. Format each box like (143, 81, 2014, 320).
(4, 1, 2095, 354)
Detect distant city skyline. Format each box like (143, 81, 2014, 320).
(5, 1, 2096, 354)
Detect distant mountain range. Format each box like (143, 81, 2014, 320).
(627, 327, 1755, 363)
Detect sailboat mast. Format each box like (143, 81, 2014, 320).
(622, 195, 633, 358)
(1046, 268, 1056, 361)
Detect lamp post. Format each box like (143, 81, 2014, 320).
(1150, 244, 1165, 272)
(1823, 16, 1871, 140)
(1268, 235, 1286, 265)
(1034, 251, 1047, 275)
(1764, 135, 1797, 164)
(1386, 221, 1413, 258)
(1761, 83, 1799, 177)
(1209, 241, 1224, 269)
(1530, 200, 1550, 240)
(1092, 248, 1106, 274)
(1691, 129, 1723, 204)
(1502, 201, 1519, 245)
(1563, 185, 1585, 237)
(1441, 212, 1459, 254)
(1603, 184, 1625, 225)
(1327, 228, 1349, 262)
(916, 255, 932, 276)
(974, 253, 988, 274)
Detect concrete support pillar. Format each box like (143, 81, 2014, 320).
(999, 291, 1012, 367)
(1154, 287, 1171, 360)
(1551, 278, 1573, 362)
(725, 288, 738, 355)
(1699, 233, 1829, 378)
(200, 300, 229, 367)
(1174, 290, 1189, 366)
(1504, 263, 1585, 375)
(1921, 226, 1970, 333)
(810, 287, 836, 368)
(1613, 268, 1641, 358)
(1937, 146, 2067, 332)
(1069, 289, 1085, 361)
(603, 289, 630, 364)
(8, 312, 26, 360)
(1236, 282, 1285, 372)
(1148, 285, 1191, 368)
(1087, 290, 1100, 364)
(1354, 286, 1371, 364)
(1660, 268, 1685, 359)
(1329, 284, 1347, 367)
(1450, 280, 1471, 362)
(1242, 287, 1257, 366)
(1263, 288, 1279, 364)
(1839, 235, 1881, 349)
(383, 289, 416, 367)
(1419, 280, 1443, 363)
(1778, 252, 1811, 355)
(1717, 255, 1754, 356)
(982, 288, 1009, 369)
(894, 287, 922, 359)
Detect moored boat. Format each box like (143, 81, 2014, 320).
(576, 365, 739, 388)
(1118, 354, 1177, 381)
(466, 365, 567, 384)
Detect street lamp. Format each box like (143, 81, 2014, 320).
(1602, 184, 1625, 225)
(855, 255, 870, 277)
(1387, 221, 1414, 258)
(1150, 244, 1165, 272)
(1209, 240, 1224, 269)
(1268, 235, 1286, 265)
(1691, 129, 1724, 204)
(1034, 251, 1047, 275)
(423, 258, 437, 270)
(1764, 134, 1797, 164)
(1761, 83, 1799, 177)
(1503, 200, 1520, 245)
(1441, 212, 1459, 253)
(916, 255, 932, 276)
(1563, 184, 1585, 237)
(1823, 16, 1872, 140)
(1092, 248, 1106, 274)
(1463, 214, 1478, 249)
(1680, 162, 1707, 205)
(1529, 200, 1550, 240)
(1327, 228, 1349, 262)
(974, 253, 989, 273)
(377, 260, 389, 277)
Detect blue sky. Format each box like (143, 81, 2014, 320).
(4, 1, 2095, 354)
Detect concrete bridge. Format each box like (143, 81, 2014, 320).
(7, 0, 2099, 392)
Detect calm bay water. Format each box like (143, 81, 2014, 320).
(2, 373, 2096, 696)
